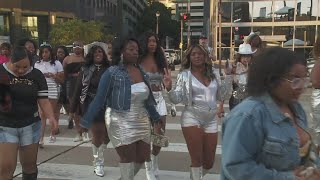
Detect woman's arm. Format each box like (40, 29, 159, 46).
(80, 69, 113, 129)
(167, 71, 186, 104)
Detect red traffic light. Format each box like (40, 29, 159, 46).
(182, 13, 190, 21)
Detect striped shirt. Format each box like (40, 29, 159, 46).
(35, 60, 63, 99)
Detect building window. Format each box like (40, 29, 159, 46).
(0, 14, 10, 36)
(21, 16, 38, 40)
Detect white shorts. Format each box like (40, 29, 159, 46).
(181, 105, 218, 133)
(153, 91, 167, 116)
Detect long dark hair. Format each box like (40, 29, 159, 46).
(17, 38, 38, 54)
(140, 32, 167, 73)
(39, 45, 55, 65)
(54, 45, 69, 62)
(112, 37, 141, 66)
(180, 44, 215, 81)
(247, 47, 307, 96)
(84, 45, 109, 67)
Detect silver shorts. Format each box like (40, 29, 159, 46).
(181, 105, 218, 133)
(153, 91, 167, 116)
(0, 121, 41, 146)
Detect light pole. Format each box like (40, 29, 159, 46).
(156, 11, 160, 35)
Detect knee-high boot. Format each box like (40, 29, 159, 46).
(190, 167, 202, 180)
(92, 144, 106, 177)
(151, 154, 160, 177)
(119, 162, 134, 180)
(134, 163, 143, 176)
(202, 168, 210, 179)
(145, 161, 157, 180)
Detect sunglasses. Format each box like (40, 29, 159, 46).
(282, 77, 309, 89)
(73, 43, 83, 49)
(40, 43, 52, 48)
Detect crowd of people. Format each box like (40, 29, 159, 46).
(1, 32, 320, 180)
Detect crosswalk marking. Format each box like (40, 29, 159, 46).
(14, 163, 220, 180)
(41, 137, 222, 155)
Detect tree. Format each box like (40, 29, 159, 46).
(136, 2, 180, 48)
(49, 19, 104, 46)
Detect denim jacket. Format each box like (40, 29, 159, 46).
(221, 94, 320, 180)
(168, 68, 233, 105)
(80, 64, 160, 129)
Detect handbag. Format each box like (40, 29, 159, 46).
(151, 128, 169, 147)
(233, 84, 248, 100)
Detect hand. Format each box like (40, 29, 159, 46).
(154, 117, 166, 134)
(295, 166, 308, 180)
(163, 68, 172, 91)
(44, 73, 51, 78)
(305, 168, 320, 180)
(217, 108, 225, 118)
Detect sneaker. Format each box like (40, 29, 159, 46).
(94, 165, 105, 177)
(48, 136, 56, 143)
(68, 120, 74, 129)
(82, 132, 91, 143)
(73, 134, 83, 142)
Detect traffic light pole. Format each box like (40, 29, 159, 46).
(187, 0, 191, 47)
(180, 18, 183, 63)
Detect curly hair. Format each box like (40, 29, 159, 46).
(247, 47, 307, 96)
(39, 45, 55, 65)
(180, 44, 215, 81)
(112, 37, 141, 66)
(84, 45, 109, 68)
(17, 38, 38, 53)
(140, 32, 167, 73)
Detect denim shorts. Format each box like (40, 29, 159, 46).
(0, 121, 41, 146)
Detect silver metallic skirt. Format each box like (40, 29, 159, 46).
(153, 91, 167, 116)
(105, 107, 151, 148)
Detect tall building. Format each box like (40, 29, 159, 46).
(117, 0, 148, 38)
(0, 0, 118, 44)
(174, 0, 207, 42)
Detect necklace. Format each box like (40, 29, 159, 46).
(95, 64, 102, 71)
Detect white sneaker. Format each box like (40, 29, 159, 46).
(94, 165, 105, 177)
(73, 134, 83, 142)
(82, 132, 91, 143)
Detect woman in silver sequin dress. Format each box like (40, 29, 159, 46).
(163, 45, 232, 180)
(80, 38, 161, 180)
(139, 32, 168, 179)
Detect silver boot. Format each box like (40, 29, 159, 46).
(202, 168, 210, 179)
(151, 155, 160, 177)
(119, 162, 134, 180)
(92, 144, 106, 177)
(190, 167, 202, 180)
(145, 161, 157, 180)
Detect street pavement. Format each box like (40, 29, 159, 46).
(13, 65, 314, 180)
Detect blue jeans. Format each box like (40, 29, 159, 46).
(0, 120, 41, 146)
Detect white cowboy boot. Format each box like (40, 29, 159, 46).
(145, 161, 157, 180)
(151, 155, 160, 177)
(202, 168, 210, 179)
(119, 162, 134, 180)
(92, 144, 105, 177)
(190, 167, 202, 180)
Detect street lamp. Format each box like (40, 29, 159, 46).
(156, 11, 160, 35)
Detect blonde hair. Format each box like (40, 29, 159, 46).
(180, 44, 215, 81)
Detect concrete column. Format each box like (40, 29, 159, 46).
(11, 8, 22, 44)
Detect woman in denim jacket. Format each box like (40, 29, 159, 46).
(80, 38, 161, 180)
(163, 44, 232, 180)
(222, 47, 320, 180)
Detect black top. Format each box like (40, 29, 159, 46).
(70, 65, 108, 115)
(0, 64, 48, 128)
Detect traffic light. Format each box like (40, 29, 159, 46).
(182, 13, 190, 21)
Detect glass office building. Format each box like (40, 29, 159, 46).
(210, 0, 320, 60)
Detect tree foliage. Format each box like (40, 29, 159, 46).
(49, 19, 104, 46)
(136, 2, 180, 48)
